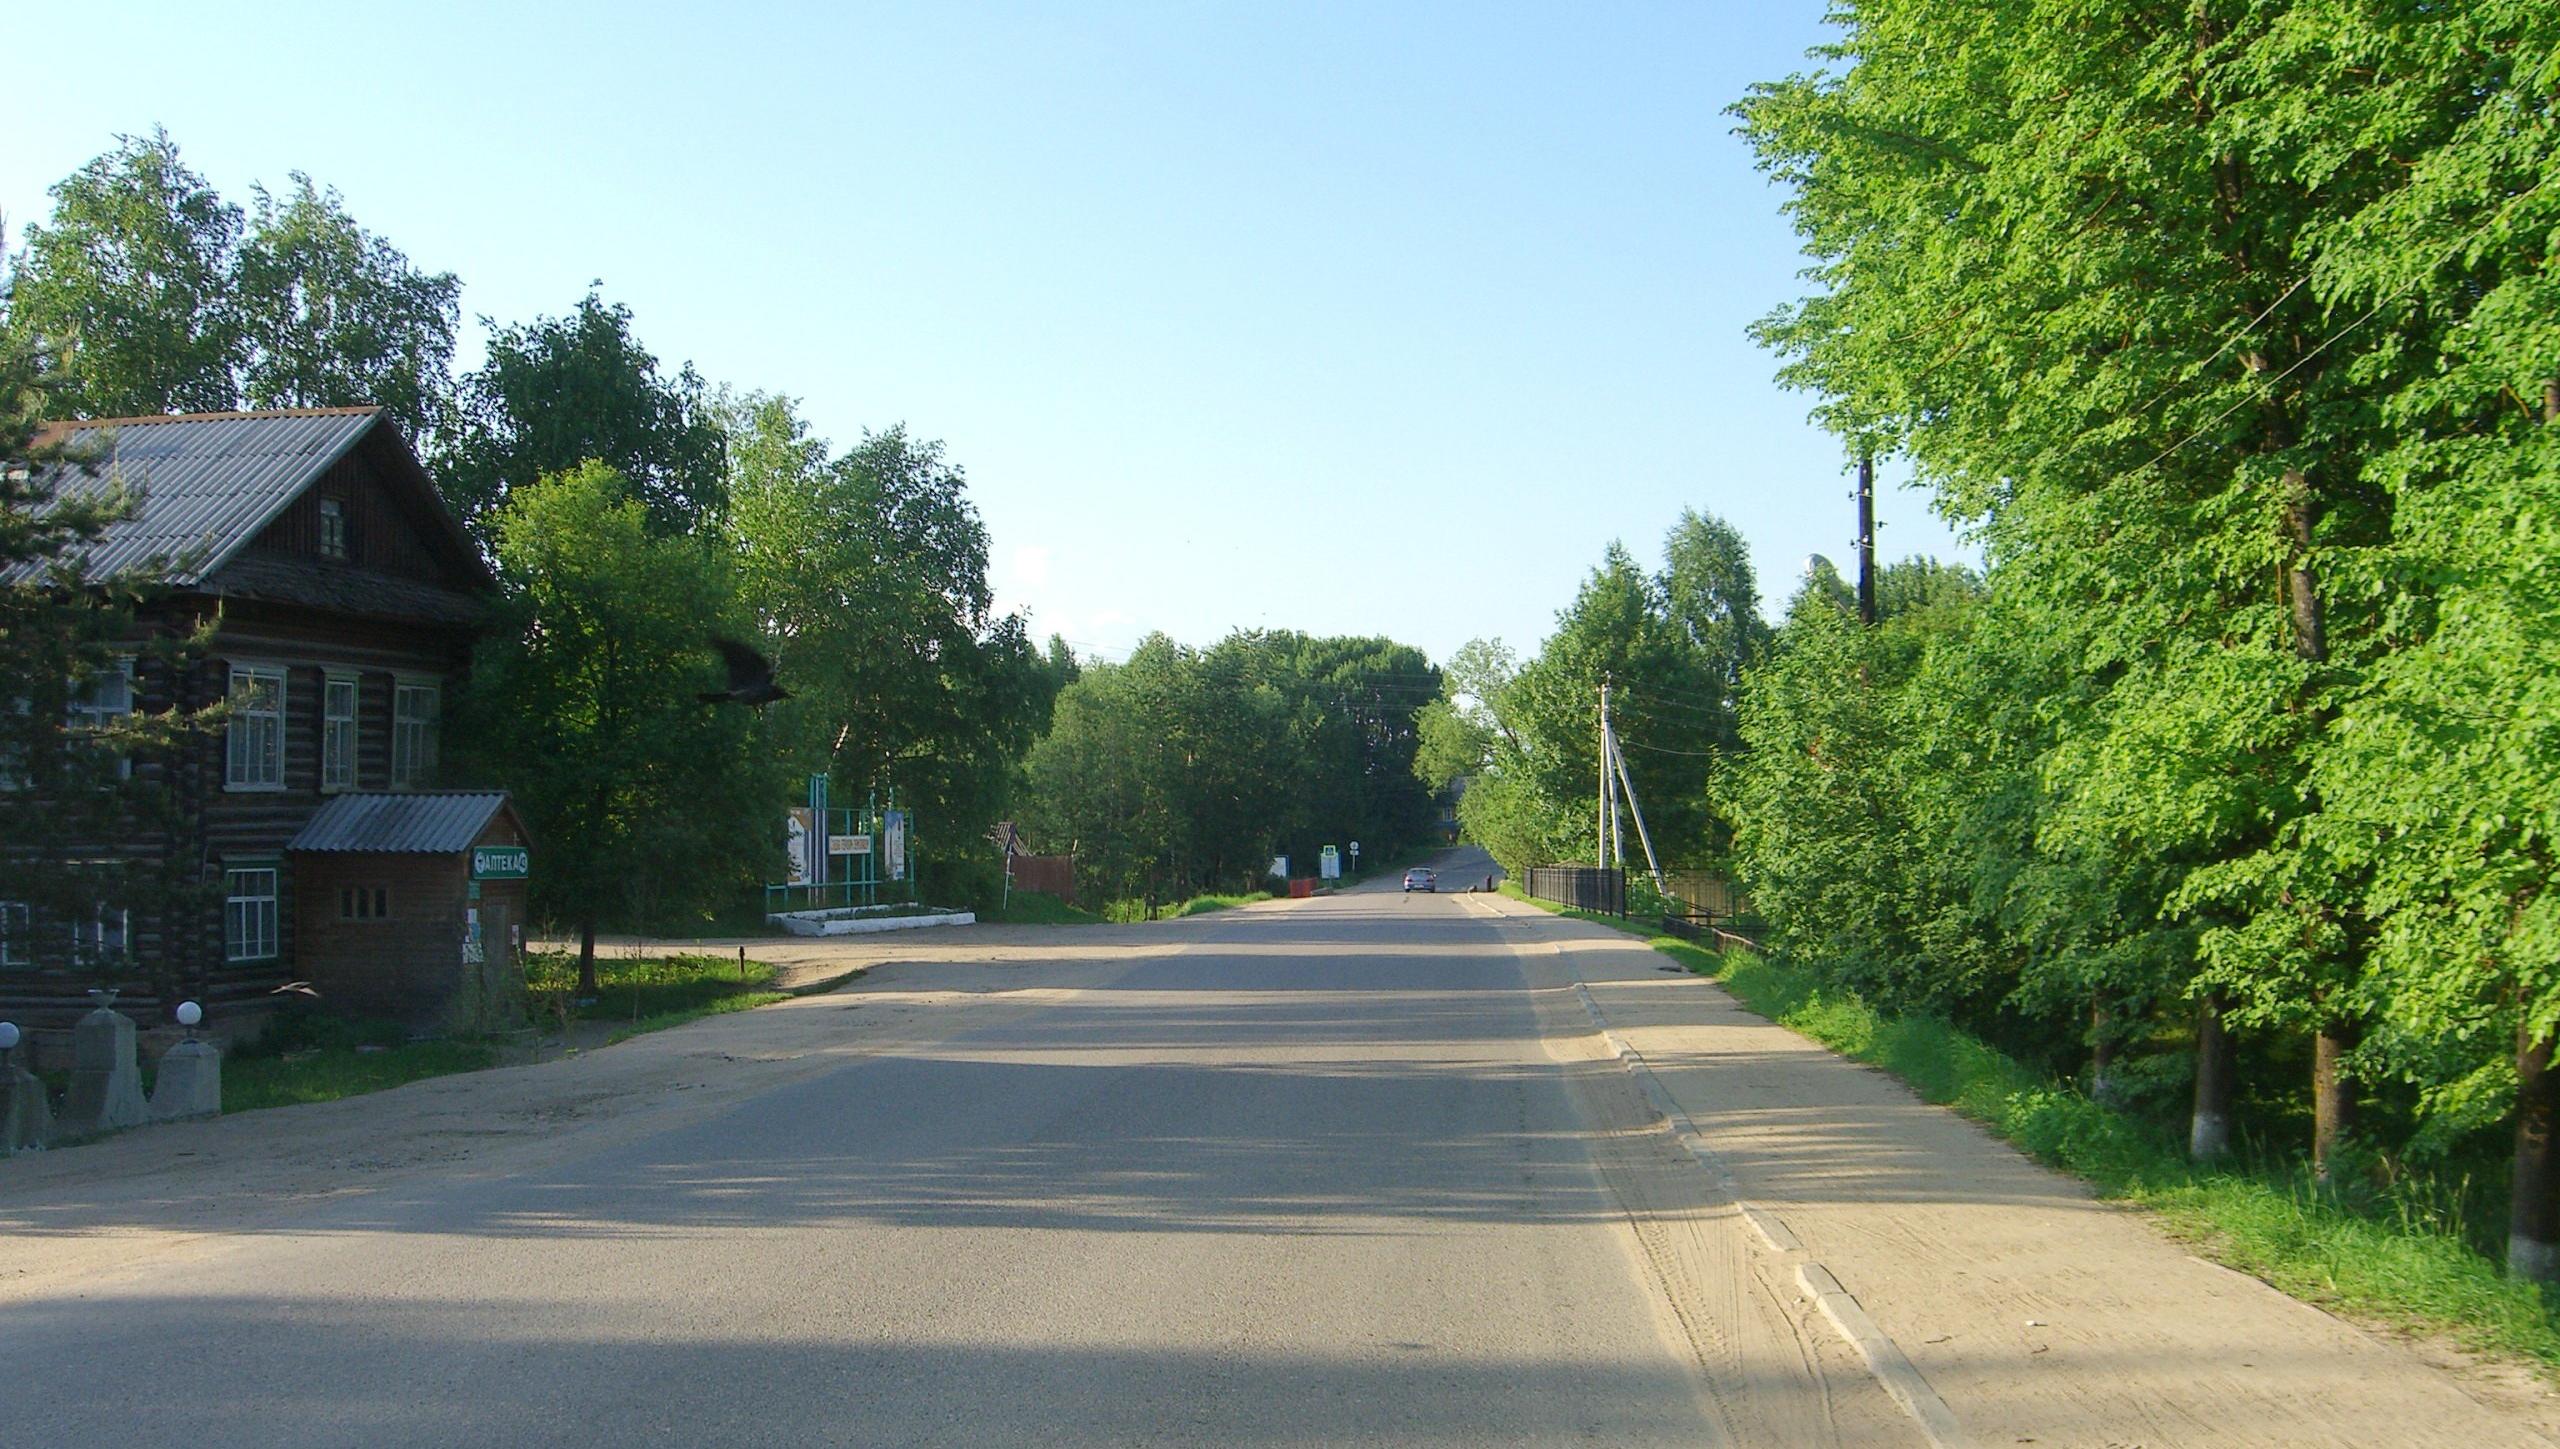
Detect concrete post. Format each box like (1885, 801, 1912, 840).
(3, 1060, 50, 1154)
(66, 1001, 148, 1134)
(150, 1039, 222, 1121)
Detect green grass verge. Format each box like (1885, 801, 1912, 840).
(531, 951, 792, 1042)
(1100, 890, 1274, 922)
(1502, 889, 2560, 1372)
(224, 1039, 498, 1114)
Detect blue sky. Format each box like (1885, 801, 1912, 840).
(4, 1, 1972, 667)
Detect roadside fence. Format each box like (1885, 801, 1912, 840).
(1654, 871, 1760, 951)
(1523, 864, 1627, 918)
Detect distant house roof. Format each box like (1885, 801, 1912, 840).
(6, 407, 490, 596)
(289, 792, 519, 854)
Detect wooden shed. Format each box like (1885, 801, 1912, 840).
(287, 792, 530, 1033)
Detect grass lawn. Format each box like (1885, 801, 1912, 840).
(529, 951, 791, 1045)
(1502, 887, 2560, 1373)
(1101, 890, 1272, 922)
(222, 1014, 498, 1115)
(226, 1037, 499, 1114)
(216, 954, 793, 1115)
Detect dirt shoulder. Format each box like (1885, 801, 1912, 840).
(1471, 891, 2560, 1446)
(0, 922, 1191, 1308)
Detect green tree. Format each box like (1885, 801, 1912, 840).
(235, 174, 461, 444)
(1414, 638, 1519, 796)
(2288, 0, 2560, 1273)
(722, 396, 1056, 892)
(1660, 508, 1771, 731)
(3, 129, 241, 417)
(454, 462, 783, 995)
(1733, 0, 2437, 1166)
(1504, 544, 1721, 866)
(441, 292, 726, 535)
(1024, 629, 1442, 907)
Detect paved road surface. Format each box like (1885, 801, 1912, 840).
(3, 846, 2547, 1445)
(2, 849, 1891, 1446)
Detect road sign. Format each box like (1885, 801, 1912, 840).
(1320, 845, 1341, 881)
(470, 845, 528, 880)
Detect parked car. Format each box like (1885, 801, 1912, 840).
(1403, 868, 1436, 893)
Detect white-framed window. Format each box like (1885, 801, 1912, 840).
(224, 865, 280, 962)
(392, 682, 439, 789)
(322, 675, 359, 791)
(0, 901, 27, 968)
(339, 885, 390, 921)
(69, 657, 135, 778)
(318, 497, 348, 560)
(0, 693, 28, 791)
(71, 904, 130, 966)
(225, 664, 287, 790)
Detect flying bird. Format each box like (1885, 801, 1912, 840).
(701, 636, 790, 706)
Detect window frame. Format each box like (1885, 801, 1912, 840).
(225, 663, 289, 792)
(0, 900, 27, 968)
(322, 673, 360, 792)
(391, 679, 440, 790)
(338, 884, 392, 922)
(70, 902, 132, 967)
(317, 496, 349, 561)
(69, 655, 136, 779)
(224, 862, 281, 964)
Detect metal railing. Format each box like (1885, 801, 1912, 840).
(1653, 871, 1759, 950)
(1523, 864, 1626, 918)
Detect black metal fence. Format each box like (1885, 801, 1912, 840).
(1654, 871, 1757, 949)
(1523, 864, 1626, 917)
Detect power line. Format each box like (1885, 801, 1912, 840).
(2122, 180, 2543, 484)
(1617, 737, 1723, 758)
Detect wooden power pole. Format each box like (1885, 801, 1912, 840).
(1856, 451, 1878, 626)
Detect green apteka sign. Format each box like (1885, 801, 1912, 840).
(471, 845, 529, 880)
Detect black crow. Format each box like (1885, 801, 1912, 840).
(702, 636, 790, 705)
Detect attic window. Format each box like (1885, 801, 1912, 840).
(318, 498, 348, 560)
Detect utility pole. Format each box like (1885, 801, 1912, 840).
(1598, 676, 1619, 866)
(1607, 723, 1667, 897)
(1856, 451, 1878, 627)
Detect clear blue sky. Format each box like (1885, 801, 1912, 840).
(4, 1, 1972, 667)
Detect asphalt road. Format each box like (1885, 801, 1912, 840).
(1, 847, 1887, 1447)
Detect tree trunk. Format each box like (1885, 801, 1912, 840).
(2191, 994, 2236, 1162)
(577, 919, 600, 1000)
(2090, 998, 2121, 1106)
(2510, 1030, 2560, 1282)
(2313, 1017, 2360, 1181)
(2511, 1030, 2560, 1281)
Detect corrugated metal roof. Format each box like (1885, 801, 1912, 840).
(288, 792, 513, 854)
(5, 409, 383, 585)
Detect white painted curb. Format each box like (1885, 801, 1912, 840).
(774, 910, 977, 937)
(1569, 965, 1970, 1449)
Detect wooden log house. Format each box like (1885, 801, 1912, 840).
(0, 407, 512, 1047)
